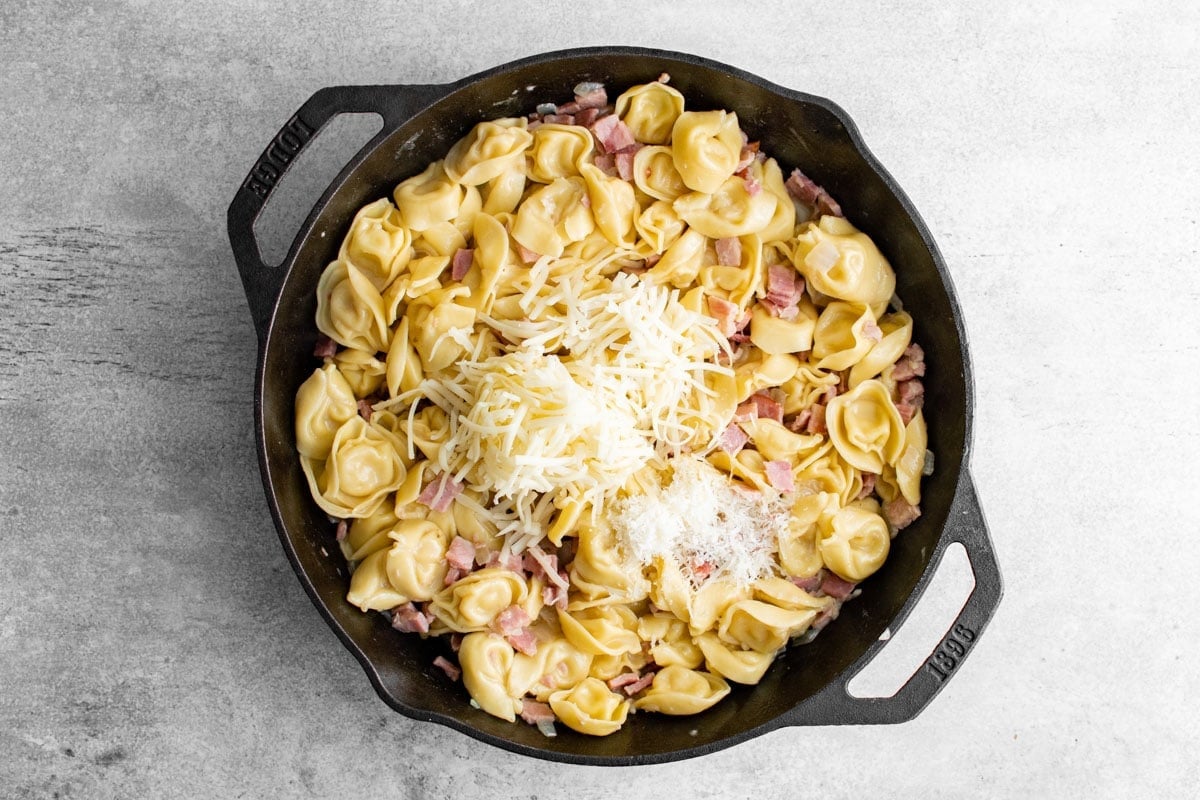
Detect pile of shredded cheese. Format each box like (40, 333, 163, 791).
(610, 456, 788, 587)
(409, 270, 734, 545)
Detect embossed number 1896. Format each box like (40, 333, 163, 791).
(924, 624, 976, 682)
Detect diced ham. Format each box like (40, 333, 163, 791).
(615, 150, 637, 181)
(733, 398, 759, 423)
(715, 237, 742, 267)
(357, 398, 373, 421)
(856, 472, 877, 500)
(619, 672, 656, 696)
(485, 550, 525, 572)
(734, 142, 760, 174)
(449, 633, 463, 652)
(433, 655, 461, 682)
(575, 106, 601, 127)
(517, 243, 541, 265)
(751, 393, 784, 423)
(607, 672, 640, 691)
(543, 581, 569, 610)
(519, 700, 557, 725)
(743, 177, 762, 196)
(895, 379, 925, 425)
(446, 536, 476, 571)
(573, 83, 609, 110)
(785, 168, 844, 218)
(555, 101, 581, 115)
(716, 423, 749, 455)
(417, 472, 463, 513)
(656, 72, 671, 84)
(764, 460, 795, 493)
(593, 152, 618, 176)
(790, 573, 823, 593)
(391, 602, 431, 634)
(689, 558, 715, 581)
(863, 320, 883, 343)
(313, 334, 337, 358)
(805, 403, 827, 435)
(443, 567, 463, 587)
(495, 605, 531, 636)
(451, 248, 474, 281)
(335, 519, 348, 543)
(506, 627, 539, 656)
(760, 298, 801, 321)
(892, 343, 927, 381)
(766, 264, 805, 308)
(823, 384, 839, 402)
(590, 113, 637, 153)
(884, 497, 922, 530)
(706, 295, 744, 338)
(820, 571, 857, 600)
(542, 113, 576, 125)
(786, 408, 811, 433)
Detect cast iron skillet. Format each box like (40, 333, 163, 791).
(228, 47, 1001, 765)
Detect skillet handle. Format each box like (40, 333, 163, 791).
(227, 83, 445, 343)
(788, 470, 1002, 725)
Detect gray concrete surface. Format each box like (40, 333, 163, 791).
(2, 1, 1198, 797)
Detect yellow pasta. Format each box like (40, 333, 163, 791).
(296, 80, 933, 736)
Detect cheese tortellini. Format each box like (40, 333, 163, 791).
(293, 78, 933, 738)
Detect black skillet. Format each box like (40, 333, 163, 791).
(228, 46, 1002, 765)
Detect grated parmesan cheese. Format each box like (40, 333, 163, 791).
(401, 272, 734, 547)
(610, 456, 788, 588)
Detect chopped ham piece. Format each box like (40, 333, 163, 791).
(892, 343, 927, 381)
(313, 334, 337, 358)
(495, 605, 531, 635)
(856, 472, 877, 500)
(543, 581, 569, 610)
(357, 398, 373, 421)
(765, 264, 804, 308)
(863, 320, 883, 343)
(575, 106, 601, 127)
(716, 423, 749, 455)
(786, 408, 811, 433)
(895, 379, 925, 425)
(785, 168, 844, 218)
(517, 243, 541, 265)
(764, 460, 795, 493)
(820, 571, 857, 600)
(590, 113, 637, 153)
(733, 398, 759, 423)
(619, 672, 656, 696)
(451, 248, 474, 281)
(485, 550, 525, 572)
(715, 237, 742, 267)
(573, 83, 608, 109)
(805, 403, 827, 434)
(706, 295, 744, 338)
(750, 393, 784, 423)
(791, 574, 823, 593)
(335, 520, 348, 543)
(607, 672, 640, 691)
(615, 150, 637, 181)
(884, 497, 922, 530)
(418, 472, 463, 513)
(506, 627, 539, 656)
(593, 152, 618, 176)
(446, 536, 477, 571)
(391, 602, 431, 634)
(761, 298, 801, 321)
(450, 633, 463, 652)
(542, 113, 576, 125)
(743, 177, 762, 196)
(519, 700, 557, 725)
(433, 655, 461, 682)
(734, 143, 760, 174)
(443, 567, 463, 587)
(689, 558, 715, 581)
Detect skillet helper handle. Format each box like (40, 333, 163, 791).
(227, 83, 443, 343)
(792, 471, 1002, 726)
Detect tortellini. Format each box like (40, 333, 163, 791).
(301, 416, 407, 518)
(671, 110, 743, 194)
(615, 81, 685, 145)
(294, 364, 357, 460)
(295, 80, 933, 737)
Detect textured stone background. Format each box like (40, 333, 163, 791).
(2, 1, 1197, 797)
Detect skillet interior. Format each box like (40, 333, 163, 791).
(254, 49, 970, 763)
